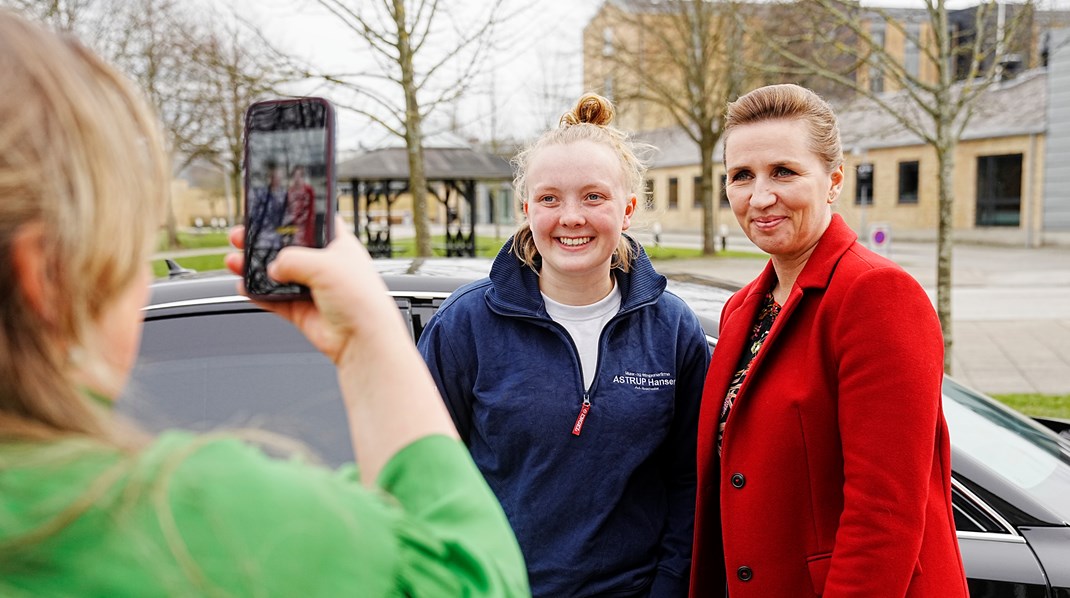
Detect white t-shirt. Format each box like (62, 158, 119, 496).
(542, 282, 622, 392)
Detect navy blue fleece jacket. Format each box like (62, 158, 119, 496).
(417, 238, 710, 598)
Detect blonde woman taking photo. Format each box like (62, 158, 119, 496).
(0, 11, 527, 596)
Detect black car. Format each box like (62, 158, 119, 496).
(122, 263, 1070, 597)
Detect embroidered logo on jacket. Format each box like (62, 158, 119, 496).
(612, 370, 676, 391)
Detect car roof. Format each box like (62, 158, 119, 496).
(148, 258, 734, 328)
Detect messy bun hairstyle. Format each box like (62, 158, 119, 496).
(511, 93, 649, 273)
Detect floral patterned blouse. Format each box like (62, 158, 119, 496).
(717, 291, 781, 456)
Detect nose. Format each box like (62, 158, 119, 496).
(559, 198, 586, 226)
(749, 177, 777, 209)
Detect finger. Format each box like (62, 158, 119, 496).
(224, 251, 243, 277)
(331, 215, 352, 242)
(229, 225, 245, 250)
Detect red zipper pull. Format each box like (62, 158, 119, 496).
(572, 394, 591, 436)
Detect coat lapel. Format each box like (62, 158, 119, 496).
(710, 215, 860, 429)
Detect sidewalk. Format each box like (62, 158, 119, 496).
(645, 232, 1070, 396)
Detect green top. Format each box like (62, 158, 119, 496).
(0, 432, 529, 597)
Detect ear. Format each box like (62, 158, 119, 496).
(522, 201, 529, 217)
(11, 223, 56, 323)
(621, 195, 637, 231)
(828, 164, 845, 204)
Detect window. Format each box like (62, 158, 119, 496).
(603, 75, 614, 101)
(975, 154, 1022, 227)
(644, 178, 654, 210)
(869, 22, 886, 93)
(898, 161, 919, 204)
(855, 163, 874, 205)
(668, 177, 679, 210)
(603, 26, 614, 57)
(904, 23, 921, 78)
(693, 176, 703, 209)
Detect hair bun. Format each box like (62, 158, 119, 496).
(560, 93, 615, 127)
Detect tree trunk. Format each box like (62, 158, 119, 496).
(936, 142, 955, 374)
(699, 130, 718, 255)
(230, 158, 243, 225)
(393, 0, 431, 257)
(165, 201, 181, 248)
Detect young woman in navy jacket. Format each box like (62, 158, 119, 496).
(418, 93, 711, 598)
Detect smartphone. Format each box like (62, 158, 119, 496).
(243, 97, 335, 299)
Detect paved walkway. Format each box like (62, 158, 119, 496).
(645, 232, 1070, 396)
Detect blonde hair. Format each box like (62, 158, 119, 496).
(511, 93, 648, 273)
(0, 11, 170, 442)
(724, 84, 843, 173)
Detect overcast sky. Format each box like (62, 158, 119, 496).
(205, 0, 603, 153)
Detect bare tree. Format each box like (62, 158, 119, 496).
(101, 0, 220, 247)
(1, 0, 95, 31)
(188, 16, 300, 228)
(761, 0, 1036, 372)
(588, 0, 753, 255)
(6, 0, 302, 247)
(311, 0, 507, 257)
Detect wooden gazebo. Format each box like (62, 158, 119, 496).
(337, 146, 514, 257)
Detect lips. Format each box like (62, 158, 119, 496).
(752, 216, 786, 230)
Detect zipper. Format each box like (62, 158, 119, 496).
(572, 393, 591, 436)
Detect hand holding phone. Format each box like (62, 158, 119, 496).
(243, 97, 335, 299)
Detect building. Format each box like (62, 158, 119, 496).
(585, 0, 1070, 245)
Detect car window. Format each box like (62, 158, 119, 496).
(122, 310, 353, 466)
(944, 378, 1070, 523)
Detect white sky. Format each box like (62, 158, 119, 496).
(205, 0, 603, 153)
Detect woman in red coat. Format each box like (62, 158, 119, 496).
(690, 84, 968, 597)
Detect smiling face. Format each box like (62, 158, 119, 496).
(523, 140, 636, 304)
(724, 118, 843, 269)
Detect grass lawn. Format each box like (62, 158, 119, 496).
(156, 230, 230, 251)
(992, 393, 1070, 420)
(152, 253, 228, 277)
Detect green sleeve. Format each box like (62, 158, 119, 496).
(375, 435, 529, 597)
(157, 433, 528, 597)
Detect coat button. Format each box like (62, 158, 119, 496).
(737, 566, 753, 582)
(731, 473, 746, 488)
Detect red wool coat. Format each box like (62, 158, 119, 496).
(690, 215, 968, 597)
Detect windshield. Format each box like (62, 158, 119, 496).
(944, 377, 1070, 523)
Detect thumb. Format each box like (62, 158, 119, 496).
(266, 245, 321, 288)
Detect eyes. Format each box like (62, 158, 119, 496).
(536, 192, 608, 204)
(728, 166, 798, 183)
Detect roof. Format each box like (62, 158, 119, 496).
(634, 126, 702, 169)
(635, 68, 1050, 169)
(337, 146, 514, 181)
(837, 69, 1048, 151)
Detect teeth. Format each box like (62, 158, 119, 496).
(559, 237, 591, 246)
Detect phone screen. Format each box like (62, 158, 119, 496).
(243, 97, 335, 299)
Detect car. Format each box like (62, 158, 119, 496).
(122, 261, 1070, 597)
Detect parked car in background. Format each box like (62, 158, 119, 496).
(122, 261, 1070, 597)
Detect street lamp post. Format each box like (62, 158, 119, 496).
(858, 163, 872, 247)
(851, 146, 872, 248)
